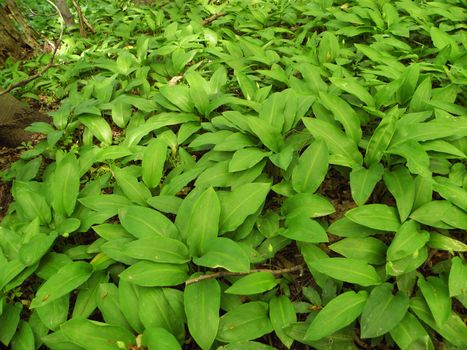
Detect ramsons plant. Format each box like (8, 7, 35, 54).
(1, 0, 466, 349)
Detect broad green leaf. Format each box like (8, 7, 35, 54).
(281, 216, 328, 243)
(383, 167, 415, 222)
(186, 72, 210, 116)
(19, 232, 56, 267)
(247, 117, 284, 153)
(328, 217, 383, 238)
(330, 77, 374, 106)
(147, 195, 183, 214)
(386, 247, 429, 277)
(30, 262, 93, 308)
(142, 327, 181, 350)
(449, 257, 467, 297)
(390, 312, 434, 350)
(418, 276, 451, 326)
(124, 237, 189, 264)
(303, 118, 362, 167)
(319, 91, 362, 143)
(60, 319, 135, 350)
(329, 237, 387, 265)
(219, 183, 270, 234)
(72, 271, 107, 319)
(36, 295, 69, 331)
(387, 220, 430, 261)
(193, 237, 250, 273)
(345, 204, 400, 231)
(119, 261, 188, 287)
(119, 206, 179, 239)
(304, 291, 368, 341)
(410, 201, 454, 229)
(360, 283, 409, 338)
(118, 279, 144, 333)
(309, 258, 382, 286)
(96, 283, 130, 329)
(0, 303, 22, 346)
(111, 99, 131, 128)
(269, 296, 296, 349)
(282, 193, 335, 219)
(187, 187, 221, 256)
(387, 141, 431, 177)
(410, 297, 467, 348)
(229, 148, 270, 172)
(142, 138, 167, 188)
(52, 153, 80, 217)
(184, 278, 220, 350)
(409, 77, 432, 112)
(217, 302, 273, 343)
(350, 163, 384, 206)
(225, 272, 278, 295)
(364, 110, 397, 166)
(79, 116, 112, 145)
(433, 177, 467, 212)
(291, 139, 329, 194)
(78, 195, 132, 215)
(114, 168, 151, 206)
(11, 321, 35, 350)
(160, 85, 194, 112)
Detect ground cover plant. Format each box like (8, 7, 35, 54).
(0, 0, 466, 349)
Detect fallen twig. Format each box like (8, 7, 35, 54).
(70, 0, 95, 37)
(202, 12, 226, 25)
(185, 263, 304, 285)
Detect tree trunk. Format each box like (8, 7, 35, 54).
(0, 0, 41, 65)
(55, 0, 75, 27)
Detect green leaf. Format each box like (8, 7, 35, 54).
(60, 319, 135, 350)
(387, 141, 431, 177)
(304, 291, 368, 341)
(225, 272, 278, 295)
(229, 148, 271, 172)
(193, 237, 250, 273)
(282, 193, 335, 219)
(418, 276, 451, 326)
(281, 216, 328, 243)
(247, 117, 284, 153)
(19, 232, 56, 267)
(30, 262, 93, 308)
(124, 237, 189, 264)
(217, 302, 273, 343)
(350, 163, 384, 206)
(0, 303, 22, 346)
(147, 195, 183, 214)
(142, 138, 167, 189)
(184, 278, 220, 350)
(118, 279, 143, 333)
(387, 220, 430, 261)
(269, 296, 296, 348)
(219, 183, 270, 234)
(292, 139, 329, 194)
(390, 312, 434, 350)
(328, 216, 382, 238)
(52, 153, 80, 217)
(119, 261, 187, 287)
(318, 91, 362, 143)
(11, 321, 35, 350)
(114, 168, 151, 206)
(302, 117, 362, 167)
(142, 327, 181, 350)
(79, 116, 112, 145)
(329, 237, 387, 265)
(360, 283, 409, 338)
(383, 167, 415, 222)
(410, 201, 454, 229)
(449, 257, 467, 297)
(330, 77, 374, 106)
(345, 204, 400, 231)
(433, 177, 467, 212)
(119, 206, 179, 239)
(36, 295, 69, 331)
(410, 297, 467, 348)
(187, 187, 220, 256)
(309, 258, 382, 286)
(78, 195, 132, 215)
(186, 72, 210, 116)
(96, 283, 130, 329)
(364, 110, 397, 166)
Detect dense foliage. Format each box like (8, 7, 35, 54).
(1, 0, 466, 349)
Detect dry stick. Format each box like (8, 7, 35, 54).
(185, 263, 305, 285)
(202, 12, 226, 25)
(70, 0, 95, 36)
(0, 1, 64, 97)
